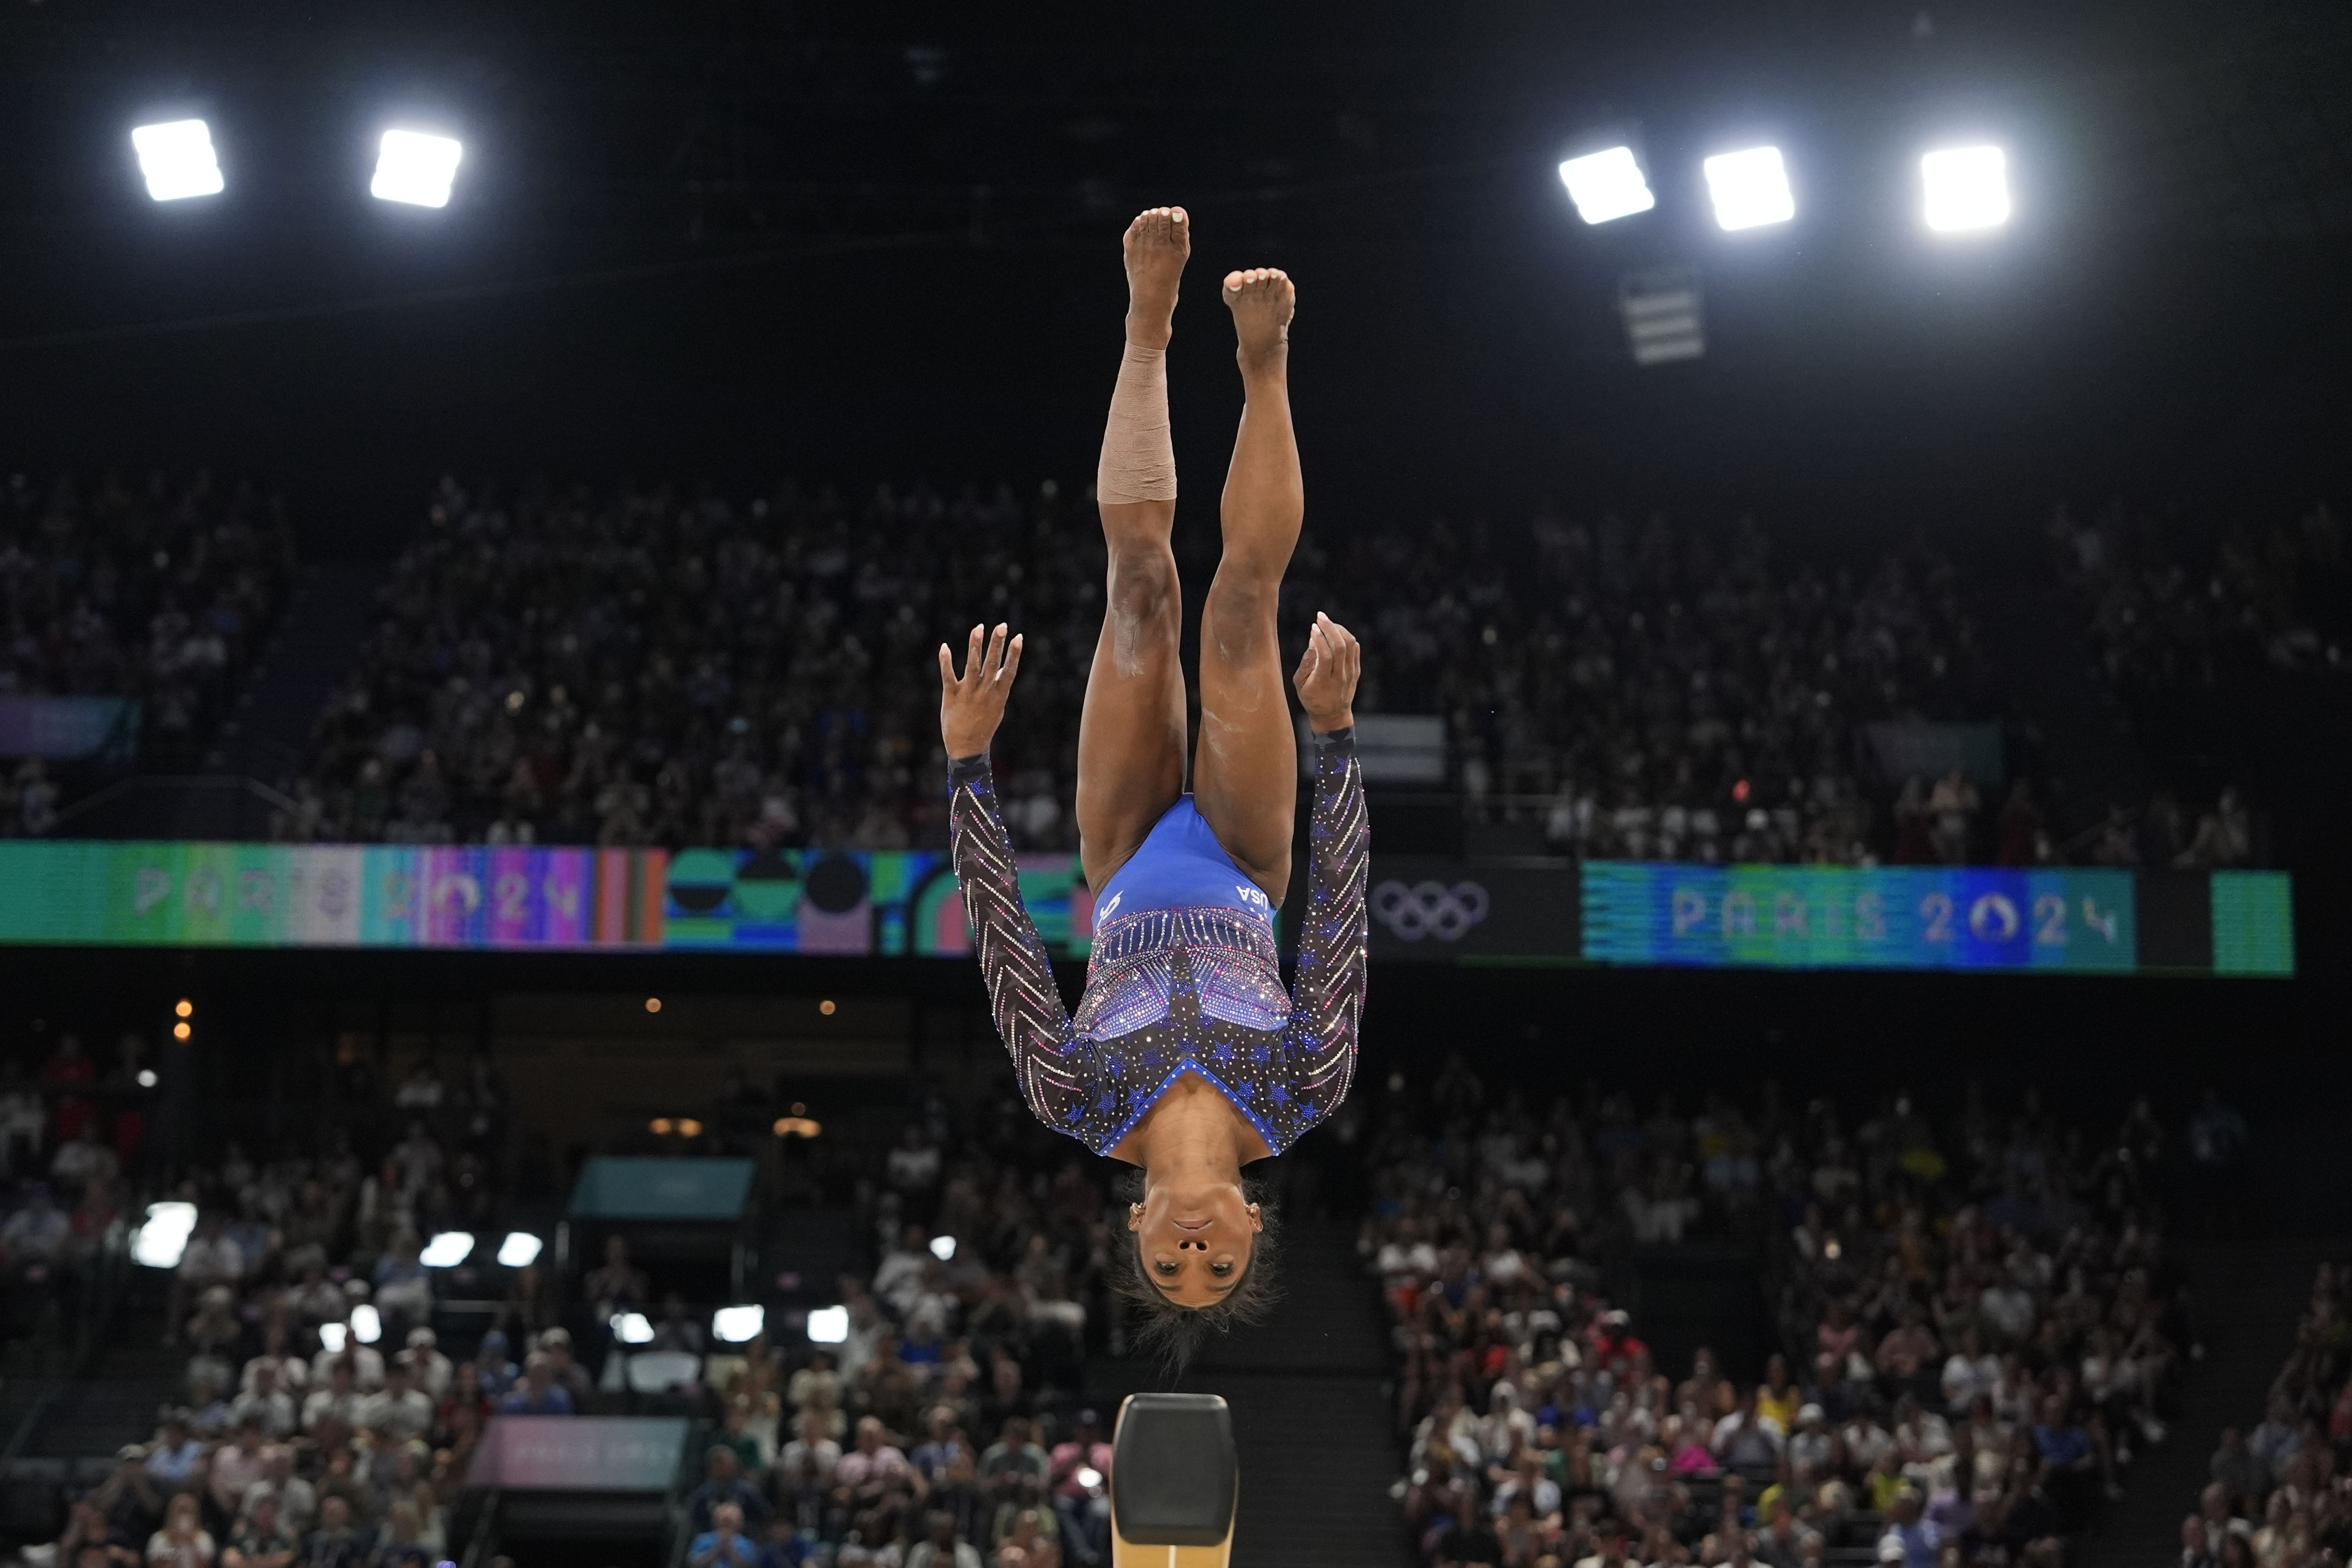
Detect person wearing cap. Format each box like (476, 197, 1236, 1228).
(534, 1327, 594, 1411)
(144, 1411, 203, 1490)
(1048, 1410, 1114, 1566)
(471, 1330, 517, 1398)
(1876, 1488, 1939, 1568)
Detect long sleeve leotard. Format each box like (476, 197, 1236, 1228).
(947, 727, 1368, 1157)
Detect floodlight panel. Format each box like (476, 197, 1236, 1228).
(497, 1232, 543, 1267)
(420, 1232, 474, 1267)
(1922, 146, 2009, 232)
(350, 1303, 382, 1344)
(319, 1322, 349, 1354)
(806, 1305, 850, 1344)
(929, 1235, 957, 1262)
(1558, 147, 1655, 225)
(612, 1311, 655, 1345)
(713, 1304, 765, 1343)
(371, 130, 463, 208)
(132, 120, 224, 202)
(1702, 146, 1795, 231)
(132, 1201, 198, 1267)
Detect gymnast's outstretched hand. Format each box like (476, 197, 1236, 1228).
(938, 621, 1024, 758)
(1292, 611, 1360, 734)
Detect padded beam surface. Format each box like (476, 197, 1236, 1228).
(1111, 1393, 1238, 1547)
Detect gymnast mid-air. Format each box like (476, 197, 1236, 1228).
(937, 205, 1369, 1358)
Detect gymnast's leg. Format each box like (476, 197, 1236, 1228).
(1077, 206, 1192, 893)
(1191, 266, 1303, 903)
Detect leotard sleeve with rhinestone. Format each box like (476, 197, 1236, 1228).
(1283, 724, 1368, 1136)
(947, 752, 1085, 1131)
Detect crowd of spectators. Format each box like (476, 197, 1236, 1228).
(652, 1068, 1132, 1567)
(2052, 502, 2348, 702)
(0, 470, 297, 826)
(1361, 1059, 2205, 1568)
(2179, 1260, 2352, 1568)
(1291, 508, 2002, 866)
(287, 477, 2056, 865)
(285, 476, 1101, 850)
(19, 1037, 516, 1568)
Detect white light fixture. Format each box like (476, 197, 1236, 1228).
(806, 1305, 849, 1344)
(371, 129, 463, 208)
(131, 120, 225, 203)
(319, 1323, 349, 1354)
(611, 1311, 655, 1345)
(1702, 146, 1795, 231)
(350, 1304, 382, 1344)
(497, 1232, 543, 1268)
(131, 1201, 198, 1268)
(420, 1232, 475, 1268)
(137, 1070, 159, 1088)
(1557, 147, 1656, 225)
(1620, 266, 1705, 367)
(929, 1236, 957, 1262)
(1922, 145, 2009, 232)
(713, 1305, 765, 1344)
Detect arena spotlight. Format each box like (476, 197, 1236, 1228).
(611, 1311, 655, 1345)
(319, 1323, 348, 1354)
(497, 1231, 543, 1267)
(805, 1305, 850, 1344)
(1557, 146, 1655, 225)
(420, 1231, 474, 1267)
(1921, 145, 2009, 232)
(350, 1304, 382, 1344)
(1702, 146, 1795, 231)
(929, 1235, 957, 1262)
(713, 1304, 765, 1343)
(132, 1201, 198, 1268)
(131, 120, 224, 202)
(371, 129, 463, 208)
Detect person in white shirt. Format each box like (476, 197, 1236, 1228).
(227, 1361, 298, 1439)
(302, 1359, 363, 1434)
(404, 1327, 454, 1401)
(167, 1214, 243, 1334)
(1941, 1328, 2001, 1414)
(354, 1358, 433, 1440)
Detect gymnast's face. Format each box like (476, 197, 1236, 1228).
(1129, 1181, 1262, 1309)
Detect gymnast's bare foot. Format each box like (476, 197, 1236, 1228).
(1122, 206, 1190, 350)
(1223, 267, 1294, 376)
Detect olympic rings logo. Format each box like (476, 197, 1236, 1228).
(1372, 880, 1491, 943)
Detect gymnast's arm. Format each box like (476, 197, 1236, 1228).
(1287, 614, 1368, 1130)
(939, 623, 1082, 1129)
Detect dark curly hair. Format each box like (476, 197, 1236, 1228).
(1111, 1169, 1282, 1377)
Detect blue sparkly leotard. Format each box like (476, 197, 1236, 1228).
(947, 727, 1368, 1158)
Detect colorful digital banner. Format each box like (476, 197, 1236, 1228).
(0, 840, 2290, 974)
(1582, 863, 2294, 975)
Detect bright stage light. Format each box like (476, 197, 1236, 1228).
(713, 1305, 765, 1343)
(1557, 147, 1655, 225)
(420, 1232, 474, 1267)
(371, 130, 463, 208)
(1922, 146, 2009, 232)
(132, 1201, 198, 1268)
(350, 1304, 382, 1344)
(1702, 146, 1795, 231)
(497, 1232, 543, 1267)
(806, 1305, 849, 1344)
(132, 120, 224, 202)
(319, 1323, 348, 1354)
(611, 1311, 655, 1345)
(929, 1235, 957, 1262)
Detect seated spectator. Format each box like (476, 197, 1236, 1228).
(219, 1493, 296, 1568)
(296, 1496, 368, 1568)
(904, 1510, 986, 1568)
(688, 1503, 761, 1568)
(688, 1445, 769, 1536)
(496, 1352, 574, 1415)
(146, 1492, 216, 1568)
(837, 1415, 915, 1501)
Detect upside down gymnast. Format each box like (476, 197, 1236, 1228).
(936, 206, 1369, 1361)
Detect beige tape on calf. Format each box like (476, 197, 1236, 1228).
(1096, 343, 1177, 504)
